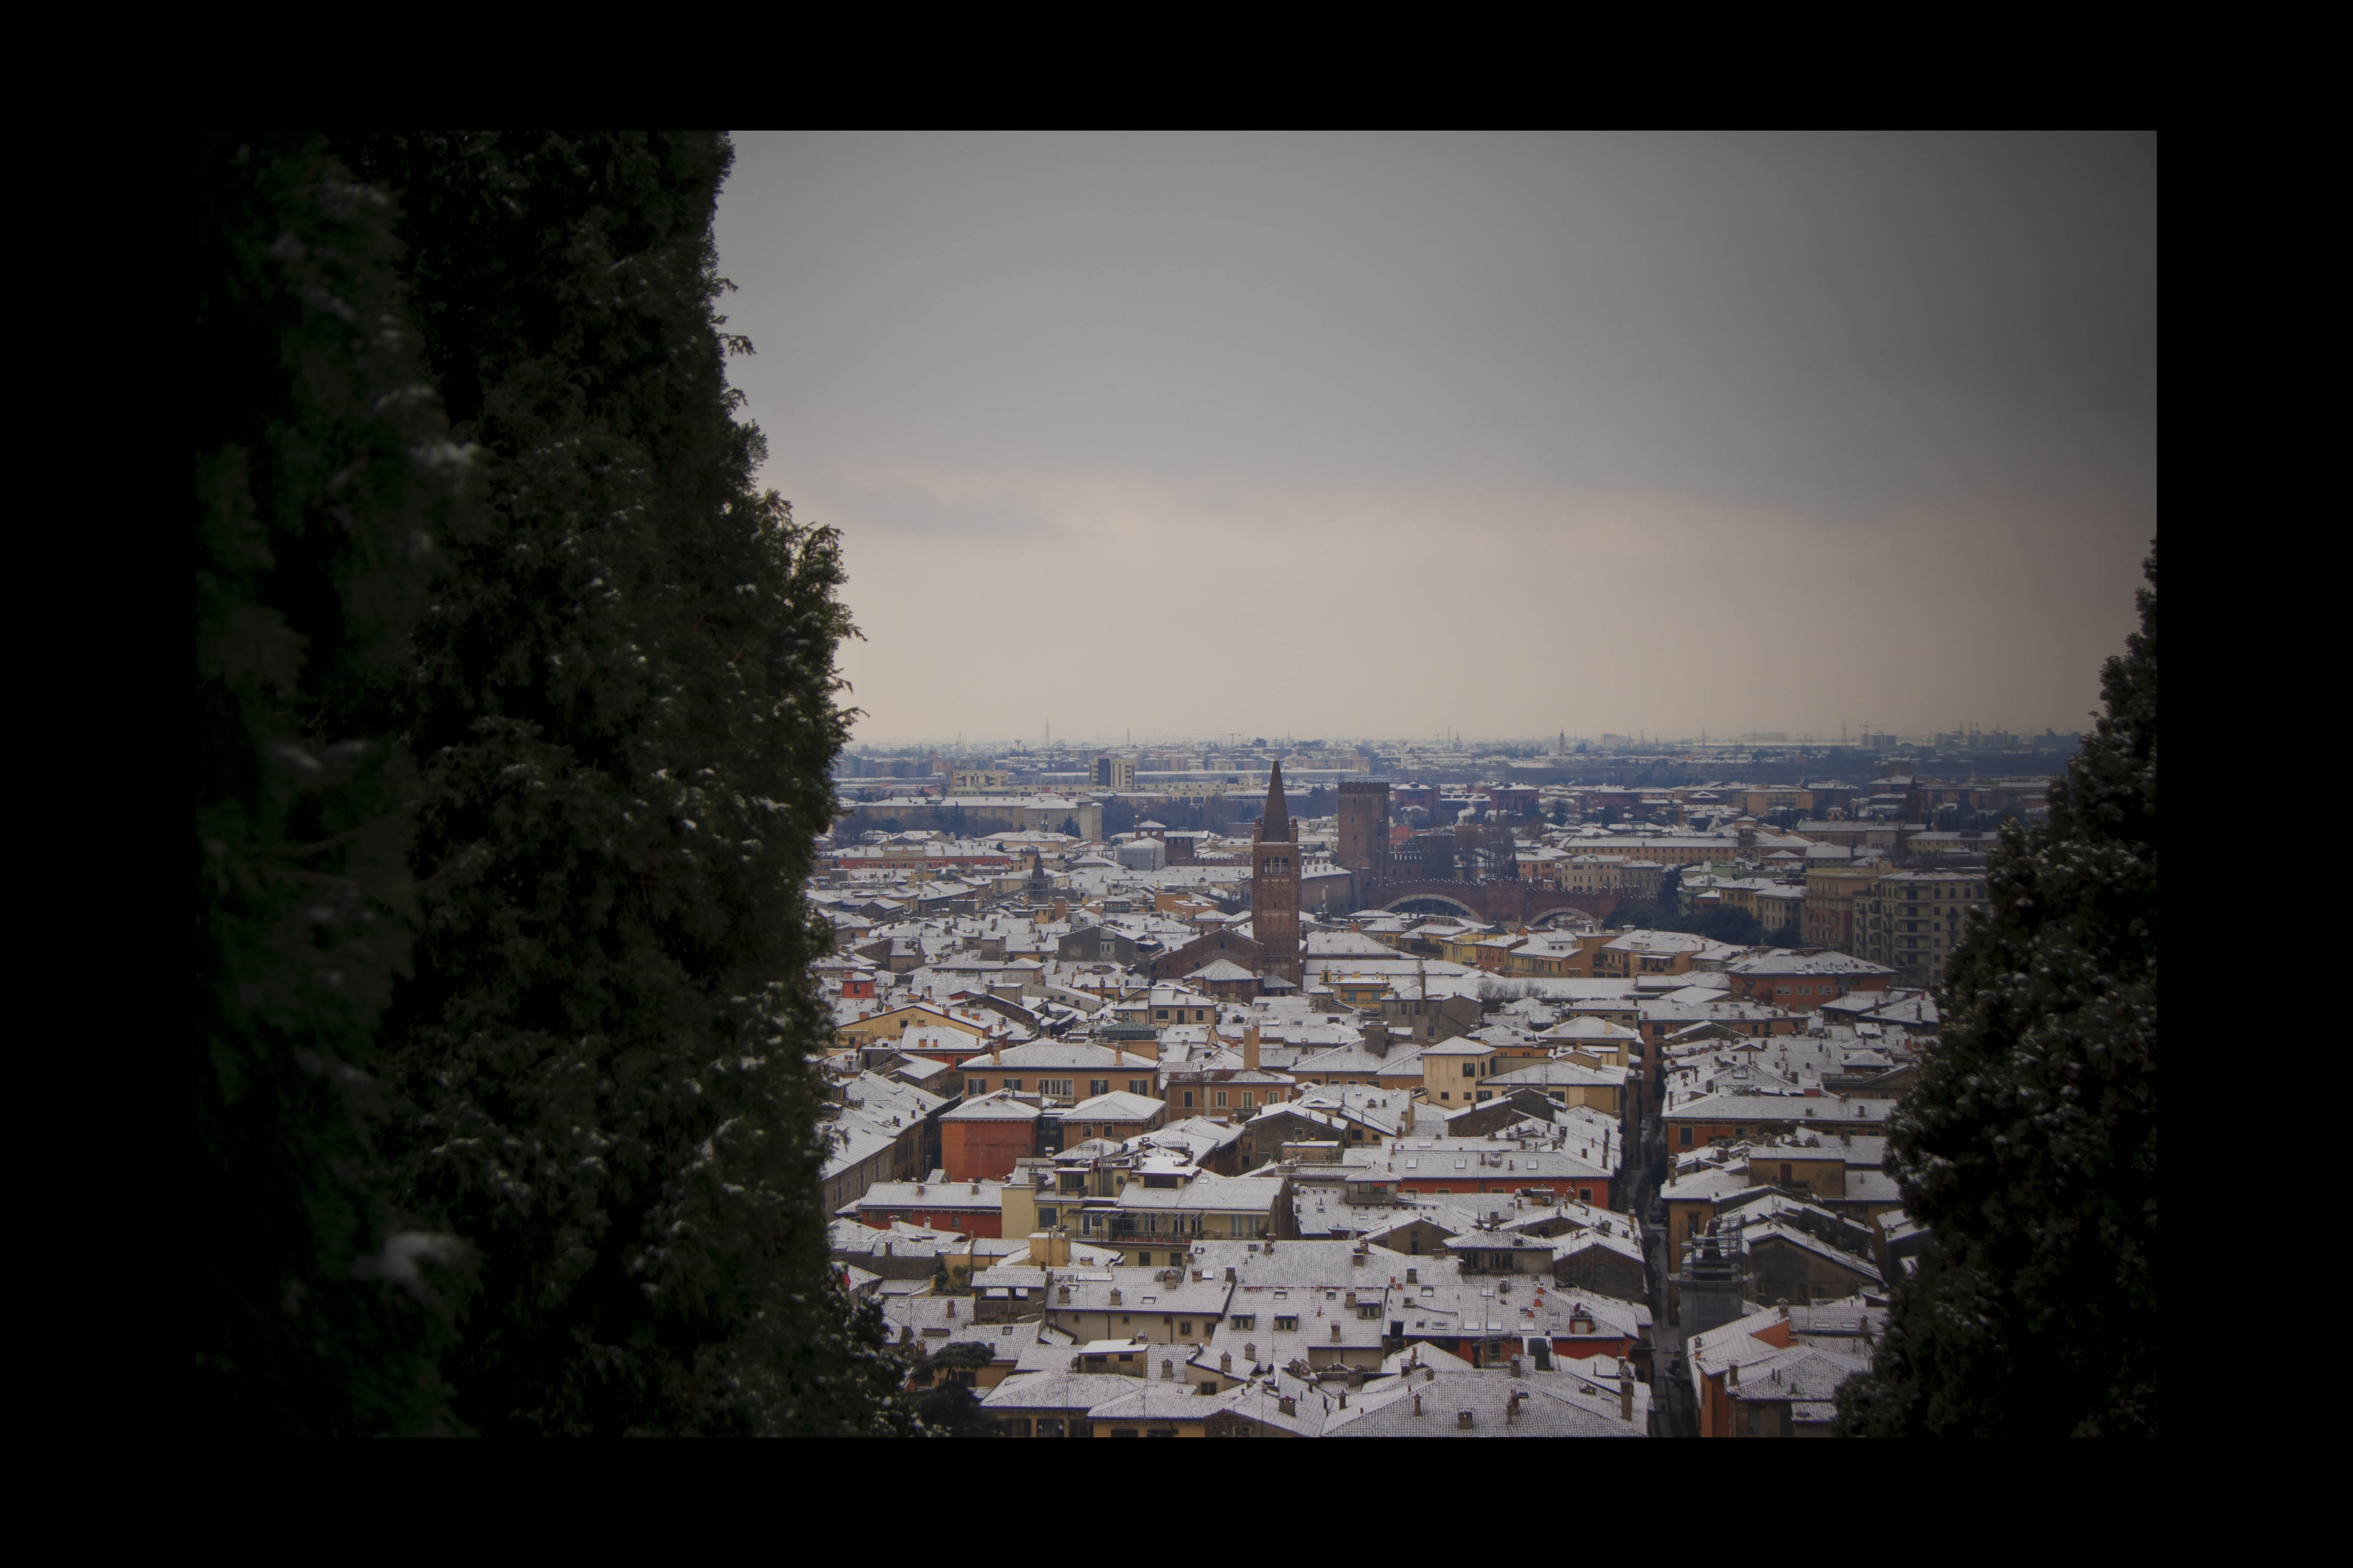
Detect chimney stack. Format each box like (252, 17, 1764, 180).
(1244, 1025, 1260, 1074)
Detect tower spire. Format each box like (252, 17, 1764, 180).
(1261, 757, 1290, 840)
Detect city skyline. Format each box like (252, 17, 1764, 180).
(831, 725, 2077, 754)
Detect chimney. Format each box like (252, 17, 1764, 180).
(1509, 1356, 1523, 1377)
(1619, 1364, 1634, 1423)
(1456, 1410, 1474, 1429)
(1244, 1026, 1260, 1074)
(945, 1298, 956, 1318)
(1413, 1394, 1423, 1417)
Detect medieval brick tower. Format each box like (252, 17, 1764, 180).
(1336, 780, 1391, 884)
(1252, 760, 1303, 986)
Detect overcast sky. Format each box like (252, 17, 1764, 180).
(714, 133, 2154, 747)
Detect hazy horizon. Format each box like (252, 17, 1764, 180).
(715, 133, 2155, 746)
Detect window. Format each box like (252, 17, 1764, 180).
(1230, 1314, 1255, 1330)
(1005, 1078, 1023, 1093)
(1215, 1091, 1228, 1108)
(1462, 1063, 1478, 1078)
(1039, 1207, 1058, 1226)
(1241, 1092, 1255, 1109)
(1130, 1079, 1150, 1095)
(1136, 1252, 1151, 1265)
(1178, 1321, 1193, 1336)
(1274, 1315, 1299, 1332)
(967, 1078, 986, 1096)
(1090, 1079, 1109, 1097)
(1680, 1127, 1694, 1147)
(1155, 1010, 1168, 1020)
(1183, 1092, 1195, 1107)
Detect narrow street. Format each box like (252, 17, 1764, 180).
(1635, 1106, 1697, 1437)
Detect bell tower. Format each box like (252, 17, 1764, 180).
(1336, 780, 1390, 881)
(1251, 760, 1302, 986)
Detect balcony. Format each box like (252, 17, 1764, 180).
(1106, 1219, 1205, 1241)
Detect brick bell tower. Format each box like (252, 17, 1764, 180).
(1336, 780, 1391, 883)
(1252, 759, 1303, 986)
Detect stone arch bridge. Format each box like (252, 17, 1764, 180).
(1360, 880, 1618, 925)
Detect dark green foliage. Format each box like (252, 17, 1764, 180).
(1839, 548, 2157, 1436)
(916, 1340, 994, 1375)
(1684, 905, 1763, 945)
(196, 134, 470, 1433)
(326, 133, 885, 1435)
(909, 1381, 998, 1437)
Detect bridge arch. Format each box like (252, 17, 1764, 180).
(1359, 880, 1619, 927)
(1384, 893, 1483, 918)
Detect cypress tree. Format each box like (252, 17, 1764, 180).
(332, 133, 901, 1435)
(196, 135, 470, 1433)
(1839, 547, 2157, 1436)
